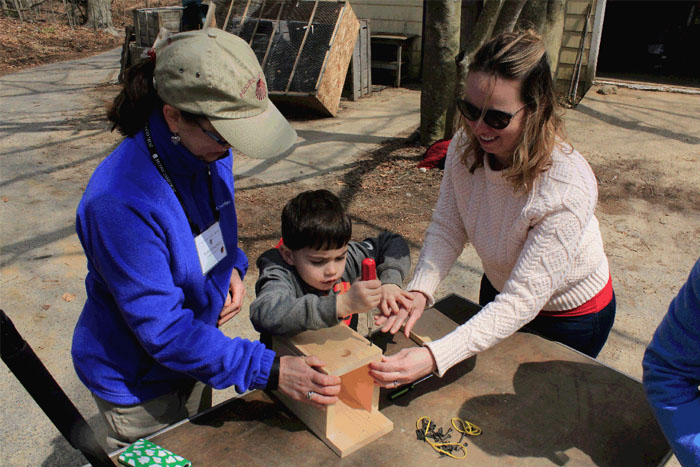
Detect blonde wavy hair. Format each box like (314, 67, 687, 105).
(459, 29, 569, 194)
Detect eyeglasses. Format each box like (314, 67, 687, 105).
(194, 119, 230, 147)
(456, 98, 528, 130)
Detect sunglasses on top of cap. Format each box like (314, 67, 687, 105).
(456, 98, 528, 130)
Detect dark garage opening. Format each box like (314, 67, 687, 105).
(597, 0, 700, 88)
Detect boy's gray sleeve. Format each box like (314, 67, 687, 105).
(250, 263, 340, 336)
(345, 232, 411, 286)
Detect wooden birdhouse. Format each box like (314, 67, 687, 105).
(271, 325, 393, 457)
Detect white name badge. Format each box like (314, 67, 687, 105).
(194, 222, 227, 275)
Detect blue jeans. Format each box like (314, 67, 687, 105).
(479, 274, 616, 358)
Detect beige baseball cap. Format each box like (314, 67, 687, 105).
(153, 28, 297, 159)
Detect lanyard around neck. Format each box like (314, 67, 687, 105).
(144, 124, 219, 236)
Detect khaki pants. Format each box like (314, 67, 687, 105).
(93, 381, 212, 451)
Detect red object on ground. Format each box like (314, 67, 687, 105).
(418, 138, 451, 169)
(362, 258, 377, 281)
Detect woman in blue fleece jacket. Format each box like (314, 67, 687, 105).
(72, 29, 341, 450)
(643, 257, 700, 466)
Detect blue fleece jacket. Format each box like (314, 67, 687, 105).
(643, 258, 700, 466)
(72, 111, 275, 405)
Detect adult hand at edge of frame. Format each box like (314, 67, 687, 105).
(218, 268, 246, 327)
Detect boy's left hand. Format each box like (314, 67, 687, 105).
(378, 284, 413, 316)
(374, 290, 427, 336)
(218, 269, 246, 327)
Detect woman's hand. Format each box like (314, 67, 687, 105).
(336, 279, 382, 318)
(278, 355, 342, 408)
(378, 284, 414, 316)
(218, 269, 246, 327)
(374, 291, 427, 336)
(369, 347, 437, 389)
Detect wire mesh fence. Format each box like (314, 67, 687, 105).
(222, 0, 344, 94)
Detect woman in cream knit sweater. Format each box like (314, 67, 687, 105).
(371, 30, 615, 387)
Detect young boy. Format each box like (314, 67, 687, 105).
(250, 189, 412, 337)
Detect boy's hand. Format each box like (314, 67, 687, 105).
(379, 284, 413, 316)
(374, 291, 427, 336)
(336, 279, 382, 318)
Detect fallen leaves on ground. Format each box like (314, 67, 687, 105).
(62, 292, 76, 302)
(0, 0, 179, 76)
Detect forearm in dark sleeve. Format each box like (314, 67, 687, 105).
(373, 232, 411, 285)
(250, 274, 339, 335)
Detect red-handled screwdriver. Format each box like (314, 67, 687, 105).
(362, 258, 377, 345)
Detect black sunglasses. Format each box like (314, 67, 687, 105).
(456, 98, 528, 130)
(194, 119, 230, 147)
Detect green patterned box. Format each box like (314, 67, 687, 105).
(118, 439, 191, 467)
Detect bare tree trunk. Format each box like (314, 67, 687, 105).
(518, 0, 548, 32)
(492, 0, 527, 36)
(50, 0, 58, 23)
(420, 0, 461, 145)
(86, 0, 113, 30)
(451, 0, 504, 131)
(543, 0, 565, 75)
(11, 0, 24, 21)
(62, 0, 74, 28)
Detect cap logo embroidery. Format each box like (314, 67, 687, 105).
(239, 75, 256, 98)
(255, 78, 266, 100)
(239, 73, 265, 99)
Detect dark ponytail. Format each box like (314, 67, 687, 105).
(107, 59, 163, 137)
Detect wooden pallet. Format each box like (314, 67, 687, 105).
(131, 6, 184, 47)
(225, 0, 360, 116)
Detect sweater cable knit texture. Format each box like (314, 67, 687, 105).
(407, 130, 610, 376)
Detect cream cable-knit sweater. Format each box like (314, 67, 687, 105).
(407, 131, 610, 376)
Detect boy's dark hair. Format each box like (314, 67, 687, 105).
(281, 190, 352, 251)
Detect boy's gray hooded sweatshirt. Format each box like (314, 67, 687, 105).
(250, 232, 410, 336)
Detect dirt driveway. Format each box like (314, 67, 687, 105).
(562, 87, 699, 377)
(1, 46, 698, 466)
